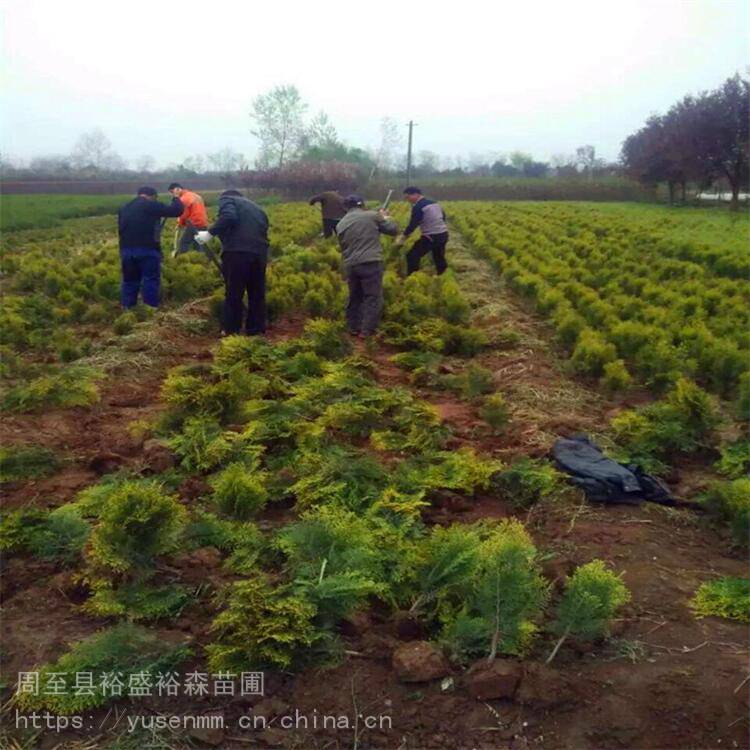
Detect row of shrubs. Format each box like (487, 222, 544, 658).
(452, 202, 749, 397)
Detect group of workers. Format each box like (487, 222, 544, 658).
(116, 185, 448, 338)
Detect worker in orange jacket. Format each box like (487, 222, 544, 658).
(169, 182, 209, 257)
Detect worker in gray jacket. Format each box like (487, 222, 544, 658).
(335, 194, 399, 337)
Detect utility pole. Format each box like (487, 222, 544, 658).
(406, 120, 415, 186)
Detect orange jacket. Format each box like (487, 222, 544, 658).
(178, 190, 208, 228)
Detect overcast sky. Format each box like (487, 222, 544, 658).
(1, 0, 747, 168)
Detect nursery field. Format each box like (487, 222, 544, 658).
(1, 199, 748, 750)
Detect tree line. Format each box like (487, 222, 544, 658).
(4, 75, 746, 205)
(621, 74, 749, 208)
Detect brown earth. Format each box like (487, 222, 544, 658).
(1, 234, 748, 750)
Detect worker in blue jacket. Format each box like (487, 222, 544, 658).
(117, 186, 183, 308)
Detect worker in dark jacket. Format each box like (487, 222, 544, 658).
(195, 190, 270, 336)
(336, 194, 398, 337)
(309, 190, 347, 237)
(396, 186, 449, 275)
(117, 186, 183, 308)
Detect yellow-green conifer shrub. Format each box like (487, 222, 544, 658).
(211, 462, 268, 520)
(87, 480, 187, 573)
(689, 577, 750, 623)
(547, 560, 630, 663)
(15, 623, 191, 714)
(206, 577, 319, 671)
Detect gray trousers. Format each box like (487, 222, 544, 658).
(345, 261, 383, 336)
(175, 222, 206, 254)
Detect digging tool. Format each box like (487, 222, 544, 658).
(380, 189, 394, 211)
(169, 220, 223, 276)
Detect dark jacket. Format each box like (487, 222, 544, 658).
(209, 194, 270, 257)
(118, 196, 183, 252)
(336, 208, 398, 270)
(309, 191, 346, 220)
(404, 197, 448, 237)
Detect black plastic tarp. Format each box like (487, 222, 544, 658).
(552, 434, 673, 505)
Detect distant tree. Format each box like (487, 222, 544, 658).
(28, 155, 73, 174)
(369, 117, 403, 178)
(303, 111, 340, 150)
(549, 153, 574, 169)
(491, 159, 520, 177)
(415, 150, 440, 176)
(250, 84, 308, 169)
(689, 75, 749, 209)
(522, 160, 549, 178)
(621, 74, 749, 208)
(70, 129, 124, 171)
(136, 155, 156, 173)
(622, 115, 685, 203)
(575, 145, 597, 178)
(205, 148, 244, 185)
(509, 151, 533, 170)
(183, 155, 206, 174)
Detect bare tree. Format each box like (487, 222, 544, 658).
(250, 84, 308, 169)
(206, 148, 244, 185)
(416, 150, 440, 174)
(183, 155, 206, 173)
(369, 117, 403, 178)
(29, 155, 72, 173)
(70, 128, 123, 170)
(576, 145, 598, 179)
(136, 155, 156, 173)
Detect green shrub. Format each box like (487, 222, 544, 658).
(443, 364, 495, 401)
(738, 372, 750, 422)
(281, 351, 324, 381)
(406, 448, 503, 496)
(633, 339, 685, 391)
(701, 478, 750, 548)
(112, 311, 137, 336)
(410, 524, 481, 616)
(206, 577, 319, 671)
(211, 462, 268, 520)
(2, 366, 102, 413)
(689, 577, 750, 623)
(15, 623, 191, 714)
(571, 329, 617, 377)
(601, 359, 632, 392)
(291, 446, 386, 511)
(0, 444, 59, 483)
(168, 416, 260, 472)
(547, 560, 630, 662)
(88, 480, 187, 572)
(611, 378, 719, 473)
(213, 334, 275, 372)
(302, 318, 352, 359)
(479, 393, 510, 433)
(0, 506, 89, 564)
(83, 580, 190, 621)
(715, 439, 750, 480)
(553, 307, 586, 347)
(441, 520, 548, 661)
(492, 458, 564, 509)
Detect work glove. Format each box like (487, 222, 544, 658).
(394, 234, 405, 247)
(194, 230, 212, 245)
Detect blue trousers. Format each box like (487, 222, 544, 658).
(121, 248, 161, 308)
